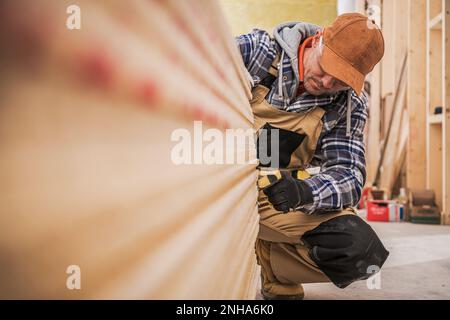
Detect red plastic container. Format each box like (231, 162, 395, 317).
(367, 200, 390, 222)
(358, 187, 371, 209)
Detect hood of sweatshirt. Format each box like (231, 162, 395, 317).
(272, 21, 321, 85)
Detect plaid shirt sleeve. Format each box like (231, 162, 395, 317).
(299, 92, 368, 214)
(235, 29, 277, 85)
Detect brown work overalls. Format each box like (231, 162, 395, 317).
(250, 61, 361, 297)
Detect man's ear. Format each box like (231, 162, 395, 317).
(311, 29, 324, 48)
(311, 35, 320, 48)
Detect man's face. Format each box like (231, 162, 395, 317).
(303, 38, 350, 96)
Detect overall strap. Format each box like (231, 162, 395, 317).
(259, 52, 280, 89)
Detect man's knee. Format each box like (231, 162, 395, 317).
(301, 214, 389, 288)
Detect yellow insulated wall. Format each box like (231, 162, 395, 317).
(0, 0, 259, 299)
(219, 0, 337, 36)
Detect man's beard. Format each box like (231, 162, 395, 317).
(304, 76, 339, 96)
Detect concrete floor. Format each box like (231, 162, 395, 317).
(256, 215, 450, 300)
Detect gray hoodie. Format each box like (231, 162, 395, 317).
(273, 21, 321, 95)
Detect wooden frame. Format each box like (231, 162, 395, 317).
(444, 0, 450, 225)
(426, 0, 449, 224)
(406, 0, 427, 192)
(361, 0, 450, 224)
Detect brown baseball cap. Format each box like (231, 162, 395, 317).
(319, 13, 385, 95)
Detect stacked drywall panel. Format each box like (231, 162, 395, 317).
(0, 0, 259, 299)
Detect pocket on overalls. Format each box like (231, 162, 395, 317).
(257, 123, 306, 168)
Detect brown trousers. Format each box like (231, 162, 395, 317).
(256, 190, 357, 296)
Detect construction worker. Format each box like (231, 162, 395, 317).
(236, 13, 389, 299)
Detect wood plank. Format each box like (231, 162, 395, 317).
(378, 65, 408, 196)
(381, 0, 395, 96)
(429, 0, 443, 17)
(429, 12, 443, 29)
(387, 87, 409, 194)
(406, 0, 427, 192)
(428, 114, 443, 124)
(444, 0, 450, 224)
(365, 0, 382, 185)
(426, 0, 444, 216)
(395, 0, 408, 85)
(0, 0, 259, 299)
(374, 54, 408, 190)
(428, 124, 443, 213)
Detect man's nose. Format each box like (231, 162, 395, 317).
(321, 75, 335, 89)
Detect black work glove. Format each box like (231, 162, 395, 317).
(263, 171, 313, 213)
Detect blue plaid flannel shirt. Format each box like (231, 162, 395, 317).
(236, 29, 368, 214)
